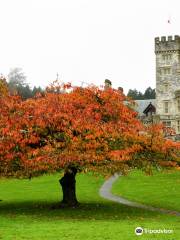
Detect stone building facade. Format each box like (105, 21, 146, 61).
(155, 35, 180, 134)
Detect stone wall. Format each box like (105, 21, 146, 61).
(155, 35, 180, 133)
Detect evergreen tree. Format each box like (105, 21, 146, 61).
(127, 89, 141, 99)
(144, 87, 156, 99)
(127, 87, 156, 100)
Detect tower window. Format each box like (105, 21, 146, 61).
(163, 68, 171, 75)
(167, 54, 172, 60)
(177, 120, 180, 133)
(164, 101, 169, 113)
(164, 83, 169, 92)
(177, 98, 180, 112)
(162, 54, 172, 61)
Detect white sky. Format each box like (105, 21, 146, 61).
(0, 0, 179, 93)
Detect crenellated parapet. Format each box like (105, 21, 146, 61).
(155, 35, 180, 53)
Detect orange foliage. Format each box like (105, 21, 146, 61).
(0, 83, 179, 178)
(0, 77, 9, 97)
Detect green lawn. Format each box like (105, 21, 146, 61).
(0, 172, 179, 240)
(112, 169, 180, 212)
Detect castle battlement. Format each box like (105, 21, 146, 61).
(155, 35, 180, 53)
(155, 35, 180, 43)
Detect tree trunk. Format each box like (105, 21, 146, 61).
(59, 166, 78, 207)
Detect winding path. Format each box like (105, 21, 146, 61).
(99, 174, 180, 216)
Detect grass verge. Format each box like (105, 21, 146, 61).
(0, 172, 179, 240)
(112, 169, 180, 212)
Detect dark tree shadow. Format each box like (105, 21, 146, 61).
(0, 199, 163, 220)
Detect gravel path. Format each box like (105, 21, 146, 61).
(99, 174, 180, 216)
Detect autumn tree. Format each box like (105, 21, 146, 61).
(104, 79, 112, 89)
(0, 83, 179, 206)
(0, 77, 9, 97)
(130, 124, 180, 174)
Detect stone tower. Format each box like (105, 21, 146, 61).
(155, 35, 180, 134)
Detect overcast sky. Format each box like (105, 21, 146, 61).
(0, 0, 179, 93)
